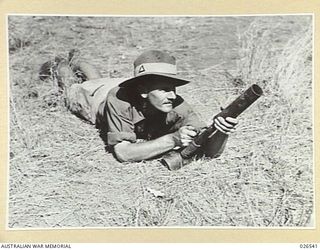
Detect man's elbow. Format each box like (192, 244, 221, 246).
(113, 142, 133, 162)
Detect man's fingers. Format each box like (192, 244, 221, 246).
(214, 123, 235, 134)
(181, 138, 192, 147)
(186, 125, 197, 130)
(209, 117, 238, 128)
(186, 125, 200, 134)
(173, 125, 199, 147)
(225, 117, 238, 125)
(214, 118, 236, 134)
(214, 120, 228, 133)
(181, 127, 197, 138)
(216, 116, 235, 128)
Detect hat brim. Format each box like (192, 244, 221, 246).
(119, 73, 189, 88)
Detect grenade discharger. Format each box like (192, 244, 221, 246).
(161, 84, 264, 171)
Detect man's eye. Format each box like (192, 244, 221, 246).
(163, 88, 175, 92)
(159, 89, 168, 93)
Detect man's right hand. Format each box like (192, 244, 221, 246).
(171, 125, 198, 147)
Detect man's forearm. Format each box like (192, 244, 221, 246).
(113, 134, 176, 162)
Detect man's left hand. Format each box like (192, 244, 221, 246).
(214, 116, 238, 135)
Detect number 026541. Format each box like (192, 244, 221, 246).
(300, 244, 318, 248)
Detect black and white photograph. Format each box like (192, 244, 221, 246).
(8, 14, 313, 228)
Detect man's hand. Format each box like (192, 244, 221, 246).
(172, 125, 198, 147)
(214, 117, 238, 135)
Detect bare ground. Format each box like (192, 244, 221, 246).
(8, 15, 313, 227)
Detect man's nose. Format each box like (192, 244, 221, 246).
(167, 90, 176, 99)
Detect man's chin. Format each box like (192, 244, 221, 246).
(159, 104, 173, 113)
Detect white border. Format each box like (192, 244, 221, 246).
(5, 13, 316, 230)
(6, 13, 314, 16)
(312, 12, 316, 231)
(6, 13, 11, 232)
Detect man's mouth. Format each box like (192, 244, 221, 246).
(163, 102, 172, 105)
(163, 99, 173, 104)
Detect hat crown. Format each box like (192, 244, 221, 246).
(118, 50, 189, 88)
(134, 50, 176, 68)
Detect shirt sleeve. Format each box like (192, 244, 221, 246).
(105, 88, 137, 146)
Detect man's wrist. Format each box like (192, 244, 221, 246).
(164, 133, 178, 148)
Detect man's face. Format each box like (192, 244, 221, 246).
(142, 81, 177, 113)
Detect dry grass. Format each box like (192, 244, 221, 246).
(8, 15, 313, 228)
